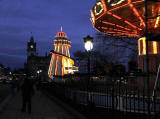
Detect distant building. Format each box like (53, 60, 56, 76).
(26, 35, 50, 79)
(0, 64, 4, 76)
(0, 64, 11, 76)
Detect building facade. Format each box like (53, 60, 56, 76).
(26, 35, 50, 79)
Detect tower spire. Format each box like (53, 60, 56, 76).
(61, 26, 62, 32)
(30, 32, 34, 42)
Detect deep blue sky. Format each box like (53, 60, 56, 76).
(0, 0, 97, 69)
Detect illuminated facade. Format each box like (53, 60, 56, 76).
(138, 37, 160, 56)
(48, 27, 78, 78)
(138, 37, 160, 72)
(91, 0, 160, 73)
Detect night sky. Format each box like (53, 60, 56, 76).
(0, 0, 97, 69)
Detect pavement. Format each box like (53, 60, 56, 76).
(0, 90, 80, 119)
(0, 84, 11, 103)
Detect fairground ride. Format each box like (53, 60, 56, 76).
(90, 0, 160, 72)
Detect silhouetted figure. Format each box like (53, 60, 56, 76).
(21, 77, 34, 113)
(11, 76, 16, 96)
(16, 79, 20, 92)
(36, 81, 41, 91)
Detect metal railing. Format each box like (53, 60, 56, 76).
(41, 76, 160, 119)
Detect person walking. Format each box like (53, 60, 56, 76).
(21, 77, 34, 113)
(11, 76, 16, 96)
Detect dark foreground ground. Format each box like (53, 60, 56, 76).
(0, 84, 11, 103)
(0, 89, 85, 119)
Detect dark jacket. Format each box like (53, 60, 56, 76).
(21, 78, 34, 98)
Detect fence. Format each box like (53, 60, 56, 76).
(41, 76, 160, 119)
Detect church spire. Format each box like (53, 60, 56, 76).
(30, 32, 34, 42)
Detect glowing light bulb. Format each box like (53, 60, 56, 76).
(85, 41, 93, 51)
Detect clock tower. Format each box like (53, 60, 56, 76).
(27, 35, 37, 57)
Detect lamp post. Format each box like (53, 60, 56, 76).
(83, 35, 93, 91)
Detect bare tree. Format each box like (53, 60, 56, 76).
(73, 50, 87, 67)
(94, 32, 138, 64)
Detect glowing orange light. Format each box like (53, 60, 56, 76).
(102, 21, 115, 26)
(132, 0, 144, 4)
(55, 55, 59, 75)
(65, 46, 67, 56)
(48, 54, 55, 77)
(154, 8, 160, 28)
(101, 0, 107, 11)
(48, 55, 53, 76)
(124, 20, 136, 29)
(138, 39, 141, 55)
(155, 16, 160, 28)
(129, 3, 145, 27)
(116, 25, 132, 31)
(109, 3, 128, 12)
(107, 11, 122, 20)
(95, 12, 105, 21)
(102, 21, 133, 31)
(153, 41, 157, 54)
(67, 46, 70, 57)
(112, 13, 122, 20)
(138, 37, 159, 55)
(61, 56, 63, 76)
(142, 38, 146, 55)
(90, 10, 95, 26)
(101, 26, 137, 34)
(57, 46, 60, 52)
(138, 37, 146, 55)
(62, 47, 64, 54)
(51, 54, 55, 75)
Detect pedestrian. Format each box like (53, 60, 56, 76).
(11, 76, 16, 96)
(16, 79, 20, 92)
(21, 77, 35, 113)
(36, 81, 41, 91)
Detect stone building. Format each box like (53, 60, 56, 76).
(25, 35, 50, 80)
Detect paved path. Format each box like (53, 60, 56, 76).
(0, 84, 11, 103)
(0, 91, 76, 119)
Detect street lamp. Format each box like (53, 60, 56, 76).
(84, 38, 93, 52)
(83, 35, 93, 90)
(37, 70, 40, 74)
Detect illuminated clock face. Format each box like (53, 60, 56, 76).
(107, 0, 125, 6)
(30, 45, 34, 48)
(94, 2, 103, 16)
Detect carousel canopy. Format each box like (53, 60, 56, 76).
(90, 0, 160, 37)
